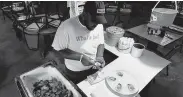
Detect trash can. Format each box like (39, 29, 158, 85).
(22, 23, 43, 50)
(24, 32, 38, 50)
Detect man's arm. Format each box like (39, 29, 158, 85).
(55, 49, 95, 66)
(94, 25, 106, 68)
(58, 49, 82, 61)
(55, 44, 104, 65)
(96, 25, 105, 58)
(96, 44, 104, 57)
(95, 44, 105, 68)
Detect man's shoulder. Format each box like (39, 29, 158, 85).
(97, 24, 104, 28)
(61, 16, 78, 26)
(95, 24, 104, 30)
(56, 16, 79, 34)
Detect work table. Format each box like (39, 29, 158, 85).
(77, 43, 171, 97)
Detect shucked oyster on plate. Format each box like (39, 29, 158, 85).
(127, 84, 135, 91)
(117, 71, 123, 77)
(115, 83, 122, 92)
(105, 70, 139, 97)
(108, 77, 116, 81)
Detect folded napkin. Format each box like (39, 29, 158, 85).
(87, 70, 106, 85)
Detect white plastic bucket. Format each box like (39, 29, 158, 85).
(105, 26, 125, 46)
(150, 1, 178, 27)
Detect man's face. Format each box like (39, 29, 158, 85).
(84, 13, 98, 31)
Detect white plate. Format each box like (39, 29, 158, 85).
(105, 70, 139, 97)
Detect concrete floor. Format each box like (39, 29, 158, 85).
(0, 12, 47, 97)
(0, 10, 183, 97)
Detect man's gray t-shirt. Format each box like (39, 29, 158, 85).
(52, 16, 104, 71)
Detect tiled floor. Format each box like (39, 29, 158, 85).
(0, 10, 183, 97)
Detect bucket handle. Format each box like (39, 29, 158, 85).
(152, 1, 178, 12)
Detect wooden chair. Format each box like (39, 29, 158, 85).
(1, 1, 27, 21)
(105, 2, 131, 28)
(1, 1, 13, 20)
(45, 2, 70, 28)
(12, 13, 46, 50)
(38, 2, 70, 58)
(12, 1, 48, 50)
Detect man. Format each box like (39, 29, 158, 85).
(52, 1, 107, 84)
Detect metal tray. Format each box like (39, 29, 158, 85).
(15, 61, 87, 97)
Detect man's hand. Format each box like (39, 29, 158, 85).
(81, 54, 95, 66)
(95, 57, 105, 68)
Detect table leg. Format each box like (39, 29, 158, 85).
(180, 39, 183, 53)
(2, 11, 6, 20)
(164, 44, 181, 60)
(166, 65, 169, 76)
